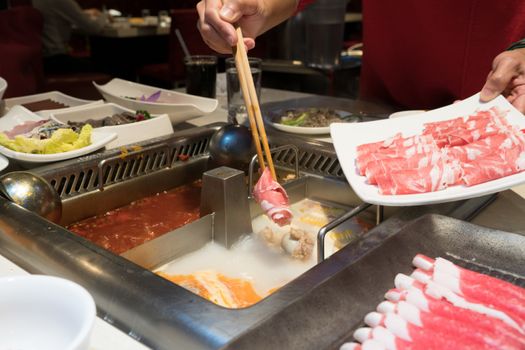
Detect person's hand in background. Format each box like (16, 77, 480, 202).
(196, 0, 297, 54)
(480, 47, 525, 113)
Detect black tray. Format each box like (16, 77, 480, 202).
(334, 213, 525, 347)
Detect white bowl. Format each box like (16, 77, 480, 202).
(0, 105, 117, 163)
(93, 78, 218, 124)
(0, 77, 7, 100)
(0, 275, 96, 350)
(49, 102, 174, 149)
(4, 91, 101, 117)
(388, 110, 426, 119)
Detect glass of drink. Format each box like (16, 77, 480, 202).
(226, 57, 262, 125)
(304, 0, 346, 69)
(184, 55, 218, 98)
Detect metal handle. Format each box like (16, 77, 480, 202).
(248, 144, 300, 195)
(317, 202, 372, 263)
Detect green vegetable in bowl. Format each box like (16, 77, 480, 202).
(281, 112, 307, 126)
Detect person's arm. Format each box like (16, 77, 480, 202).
(480, 40, 525, 113)
(196, 0, 298, 54)
(58, 0, 106, 35)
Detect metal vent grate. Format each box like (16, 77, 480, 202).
(35, 125, 345, 199)
(268, 138, 344, 179)
(36, 128, 214, 199)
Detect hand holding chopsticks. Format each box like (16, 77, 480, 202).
(233, 27, 277, 180)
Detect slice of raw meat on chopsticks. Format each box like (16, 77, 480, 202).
(253, 167, 292, 226)
(232, 31, 293, 227)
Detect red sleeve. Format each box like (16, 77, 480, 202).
(296, 0, 316, 13)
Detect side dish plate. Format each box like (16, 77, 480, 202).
(93, 78, 218, 124)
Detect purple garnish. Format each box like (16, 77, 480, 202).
(140, 90, 161, 102)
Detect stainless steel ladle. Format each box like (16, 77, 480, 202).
(208, 124, 256, 169)
(0, 171, 62, 223)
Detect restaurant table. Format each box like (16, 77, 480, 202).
(98, 23, 170, 38)
(89, 23, 169, 80)
(0, 88, 523, 350)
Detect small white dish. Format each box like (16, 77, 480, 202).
(4, 91, 99, 115)
(0, 105, 117, 163)
(389, 110, 426, 119)
(0, 76, 7, 100)
(50, 103, 174, 149)
(0, 275, 96, 350)
(0, 153, 8, 172)
(331, 93, 525, 206)
(266, 109, 355, 135)
(93, 78, 218, 124)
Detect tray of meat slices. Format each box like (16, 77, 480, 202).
(334, 214, 525, 350)
(331, 93, 525, 206)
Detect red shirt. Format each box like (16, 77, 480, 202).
(297, 0, 525, 109)
(360, 0, 525, 109)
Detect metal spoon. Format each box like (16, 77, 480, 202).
(0, 171, 62, 223)
(208, 124, 255, 169)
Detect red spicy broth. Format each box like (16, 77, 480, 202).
(67, 181, 201, 254)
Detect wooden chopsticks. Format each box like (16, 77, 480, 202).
(233, 27, 277, 180)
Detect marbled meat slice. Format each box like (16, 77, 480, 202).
(444, 133, 510, 163)
(356, 141, 438, 176)
(461, 147, 525, 186)
(365, 150, 442, 185)
(356, 133, 435, 160)
(375, 158, 461, 195)
(253, 168, 293, 226)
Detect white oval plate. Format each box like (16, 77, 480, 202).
(267, 109, 355, 135)
(389, 110, 426, 119)
(331, 93, 525, 206)
(0, 105, 117, 163)
(4, 91, 101, 117)
(93, 78, 218, 124)
(49, 103, 173, 149)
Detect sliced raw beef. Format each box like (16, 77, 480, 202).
(413, 255, 525, 302)
(356, 142, 438, 176)
(365, 151, 442, 185)
(461, 147, 525, 186)
(253, 168, 292, 226)
(444, 133, 510, 163)
(356, 134, 434, 159)
(375, 159, 461, 195)
(378, 299, 525, 346)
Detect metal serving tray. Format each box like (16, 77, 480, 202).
(319, 214, 525, 348)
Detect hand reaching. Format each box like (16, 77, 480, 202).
(480, 47, 525, 113)
(196, 0, 297, 54)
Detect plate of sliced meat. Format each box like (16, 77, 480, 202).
(331, 93, 525, 206)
